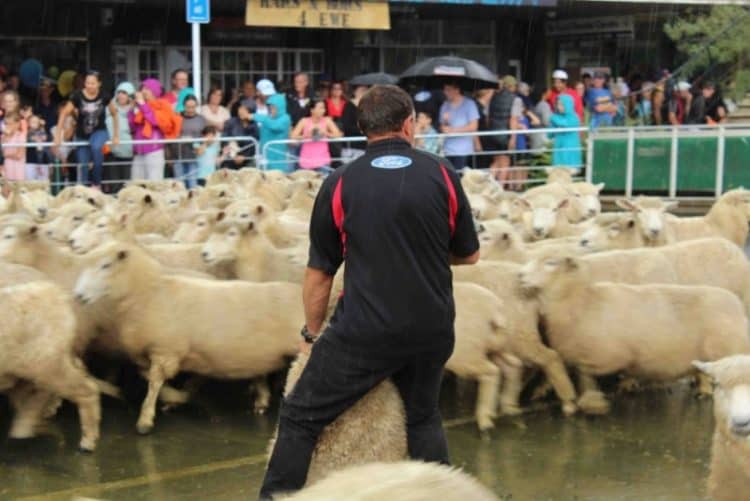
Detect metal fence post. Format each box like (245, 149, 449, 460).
(585, 128, 594, 184)
(715, 126, 726, 198)
(625, 127, 635, 198)
(669, 127, 678, 199)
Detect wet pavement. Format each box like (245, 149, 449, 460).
(0, 378, 713, 500)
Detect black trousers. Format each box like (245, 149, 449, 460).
(259, 333, 454, 499)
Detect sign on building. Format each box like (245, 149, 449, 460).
(245, 0, 390, 30)
(546, 16, 634, 38)
(187, 0, 211, 23)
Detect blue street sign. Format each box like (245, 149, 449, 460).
(186, 0, 210, 24)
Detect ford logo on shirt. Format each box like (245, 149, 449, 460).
(371, 155, 413, 169)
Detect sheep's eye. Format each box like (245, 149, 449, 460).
(4, 234, 13, 240)
(101, 262, 111, 270)
(197, 222, 206, 227)
(73, 216, 83, 222)
(229, 231, 238, 237)
(575, 193, 582, 198)
(97, 224, 106, 229)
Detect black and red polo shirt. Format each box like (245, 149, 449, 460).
(308, 137, 479, 351)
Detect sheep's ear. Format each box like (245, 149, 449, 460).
(594, 182, 605, 193)
(188, 189, 195, 200)
(557, 198, 570, 210)
(615, 198, 637, 212)
(247, 221, 255, 232)
(219, 190, 226, 198)
(28, 225, 39, 236)
(692, 360, 716, 378)
(216, 211, 226, 222)
(663, 201, 679, 212)
(117, 250, 128, 261)
(143, 194, 153, 204)
(87, 197, 97, 207)
(516, 198, 533, 210)
(255, 205, 264, 215)
(563, 256, 578, 270)
(490, 313, 508, 331)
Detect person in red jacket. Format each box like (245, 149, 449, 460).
(546, 69, 584, 125)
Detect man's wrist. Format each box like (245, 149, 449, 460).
(301, 325, 319, 344)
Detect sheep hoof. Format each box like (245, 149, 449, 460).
(477, 416, 495, 432)
(136, 422, 154, 435)
(577, 392, 611, 415)
(695, 391, 712, 400)
(561, 401, 578, 416)
(254, 406, 268, 416)
(479, 429, 493, 443)
(530, 383, 553, 402)
(78, 440, 96, 453)
(500, 404, 523, 417)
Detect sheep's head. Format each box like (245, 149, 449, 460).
(519, 196, 569, 240)
(579, 213, 636, 251)
(0, 219, 40, 266)
(720, 189, 750, 220)
(201, 220, 254, 264)
(566, 182, 604, 221)
(117, 186, 149, 211)
(162, 190, 187, 210)
(69, 213, 121, 254)
(694, 356, 750, 441)
(615, 197, 677, 242)
(18, 189, 52, 221)
(74, 244, 132, 304)
(171, 212, 216, 244)
(44, 202, 97, 243)
(518, 255, 581, 294)
(496, 192, 520, 222)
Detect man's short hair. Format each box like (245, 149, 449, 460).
(357, 85, 414, 137)
(171, 68, 188, 79)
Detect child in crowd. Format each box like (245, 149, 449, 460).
(415, 111, 440, 155)
(1, 114, 26, 181)
(26, 114, 50, 181)
(195, 125, 220, 185)
(550, 94, 582, 171)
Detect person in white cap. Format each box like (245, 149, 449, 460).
(255, 78, 277, 117)
(668, 81, 692, 126)
(546, 69, 584, 124)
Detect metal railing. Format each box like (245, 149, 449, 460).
(1, 135, 260, 193)
(585, 124, 750, 199)
(261, 127, 588, 188)
(4, 123, 750, 198)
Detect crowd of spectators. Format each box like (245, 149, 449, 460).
(0, 64, 734, 191)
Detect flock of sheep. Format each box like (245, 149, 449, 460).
(1, 164, 750, 498)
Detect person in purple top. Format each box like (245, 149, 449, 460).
(128, 78, 168, 180)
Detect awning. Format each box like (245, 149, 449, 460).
(245, 0, 390, 30)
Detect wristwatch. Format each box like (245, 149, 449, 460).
(300, 325, 318, 344)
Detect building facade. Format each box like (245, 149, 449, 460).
(0, 0, 729, 98)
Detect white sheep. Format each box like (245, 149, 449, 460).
(171, 210, 220, 243)
(666, 188, 750, 247)
(201, 220, 306, 283)
(43, 200, 99, 243)
(517, 196, 593, 241)
(0, 281, 100, 451)
(448, 282, 511, 431)
(73, 242, 305, 433)
(693, 355, 750, 501)
(546, 167, 574, 184)
(452, 261, 578, 417)
(479, 219, 586, 263)
(523, 181, 603, 223)
(270, 350, 407, 485)
(7, 181, 54, 221)
(614, 196, 677, 246)
(519, 255, 750, 414)
(223, 200, 307, 249)
(281, 461, 499, 501)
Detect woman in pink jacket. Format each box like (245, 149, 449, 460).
(128, 78, 169, 180)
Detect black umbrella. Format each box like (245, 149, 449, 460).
(349, 72, 399, 86)
(399, 56, 498, 91)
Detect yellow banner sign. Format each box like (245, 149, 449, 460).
(245, 0, 390, 30)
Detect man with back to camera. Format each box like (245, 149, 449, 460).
(259, 85, 480, 500)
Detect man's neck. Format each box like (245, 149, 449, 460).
(367, 133, 410, 145)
